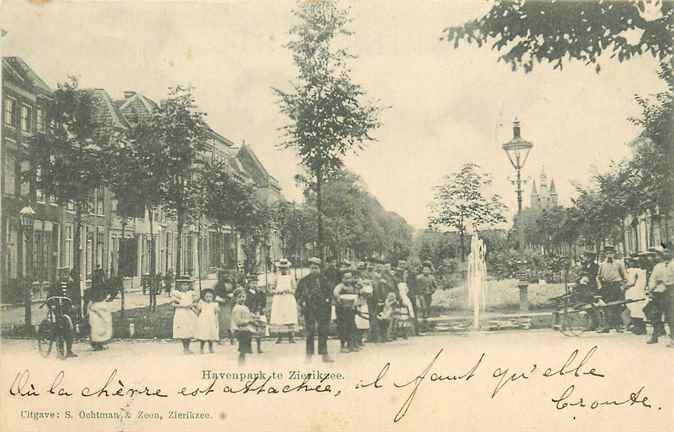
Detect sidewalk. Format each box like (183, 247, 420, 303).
(0, 271, 304, 332)
(0, 290, 176, 331)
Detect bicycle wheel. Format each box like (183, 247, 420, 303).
(55, 315, 73, 359)
(37, 319, 54, 358)
(559, 307, 590, 337)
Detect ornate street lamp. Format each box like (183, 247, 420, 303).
(502, 119, 533, 311)
(19, 206, 36, 333)
(502, 119, 533, 213)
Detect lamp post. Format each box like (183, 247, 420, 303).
(502, 118, 533, 311)
(19, 206, 36, 334)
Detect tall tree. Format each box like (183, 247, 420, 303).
(274, 0, 382, 262)
(429, 163, 507, 260)
(138, 86, 209, 276)
(29, 77, 108, 315)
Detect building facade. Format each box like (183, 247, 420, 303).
(1, 58, 284, 304)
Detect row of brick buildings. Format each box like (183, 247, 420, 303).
(0, 57, 283, 304)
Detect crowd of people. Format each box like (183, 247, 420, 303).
(168, 256, 438, 364)
(40, 242, 673, 362)
(573, 244, 674, 347)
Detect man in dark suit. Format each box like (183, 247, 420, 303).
(296, 257, 334, 362)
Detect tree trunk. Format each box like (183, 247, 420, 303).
(176, 210, 183, 276)
(73, 201, 83, 320)
(316, 170, 324, 263)
(120, 219, 126, 319)
(149, 208, 156, 310)
(23, 223, 33, 334)
(234, 230, 239, 274)
(459, 228, 466, 262)
(197, 214, 202, 292)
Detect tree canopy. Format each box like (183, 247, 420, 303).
(443, 0, 673, 73)
(429, 163, 508, 259)
(274, 0, 383, 260)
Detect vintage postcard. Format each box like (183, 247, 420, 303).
(0, 0, 672, 431)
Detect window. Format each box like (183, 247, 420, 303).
(66, 200, 75, 213)
(33, 224, 46, 282)
(96, 187, 105, 215)
(63, 225, 73, 269)
(20, 105, 31, 132)
(3, 97, 15, 127)
(19, 160, 30, 196)
(3, 151, 16, 196)
(36, 167, 45, 203)
(96, 228, 105, 269)
(36, 108, 45, 132)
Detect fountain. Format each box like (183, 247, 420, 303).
(467, 234, 487, 330)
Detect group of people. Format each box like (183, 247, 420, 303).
(169, 256, 439, 364)
(574, 244, 674, 347)
(44, 266, 117, 358)
(289, 256, 438, 363)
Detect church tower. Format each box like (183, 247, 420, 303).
(549, 178, 558, 207)
(530, 179, 540, 208)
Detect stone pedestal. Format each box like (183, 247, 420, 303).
(518, 284, 529, 312)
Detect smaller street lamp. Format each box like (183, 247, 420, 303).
(19, 206, 36, 334)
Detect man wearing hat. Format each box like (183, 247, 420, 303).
(416, 261, 437, 319)
(645, 246, 674, 346)
(596, 246, 627, 333)
(295, 258, 334, 362)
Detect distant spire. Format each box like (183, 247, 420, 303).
(549, 178, 557, 193)
(531, 179, 538, 194)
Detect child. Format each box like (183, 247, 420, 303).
(194, 289, 220, 354)
(231, 288, 256, 365)
(245, 277, 267, 354)
(171, 282, 197, 354)
(378, 292, 399, 342)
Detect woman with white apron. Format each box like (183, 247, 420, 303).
(397, 269, 416, 334)
(270, 259, 298, 343)
(625, 256, 647, 335)
(354, 278, 372, 347)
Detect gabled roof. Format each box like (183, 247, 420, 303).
(115, 92, 158, 125)
(2, 56, 53, 96)
(239, 143, 270, 177)
(83, 88, 130, 129)
(237, 143, 281, 191)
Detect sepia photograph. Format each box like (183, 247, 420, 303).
(0, 0, 672, 431)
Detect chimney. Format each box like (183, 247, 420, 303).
(513, 117, 521, 139)
(124, 91, 136, 99)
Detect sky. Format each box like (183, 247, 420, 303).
(0, 0, 667, 228)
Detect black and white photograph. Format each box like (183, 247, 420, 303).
(0, 1, 672, 431)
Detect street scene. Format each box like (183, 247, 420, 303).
(0, 0, 673, 431)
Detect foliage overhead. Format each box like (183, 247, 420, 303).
(274, 0, 383, 177)
(443, 0, 673, 73)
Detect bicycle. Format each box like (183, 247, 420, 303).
(37, 295, 74, 359)
(551, 288, 598, 337)
(552, 282, 644, 337)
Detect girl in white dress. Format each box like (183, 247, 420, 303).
(171, 283, 197, 354)
(195, 289, 220, 354)
(270, 260, 298, 343)
(625, 256, 647, 334)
